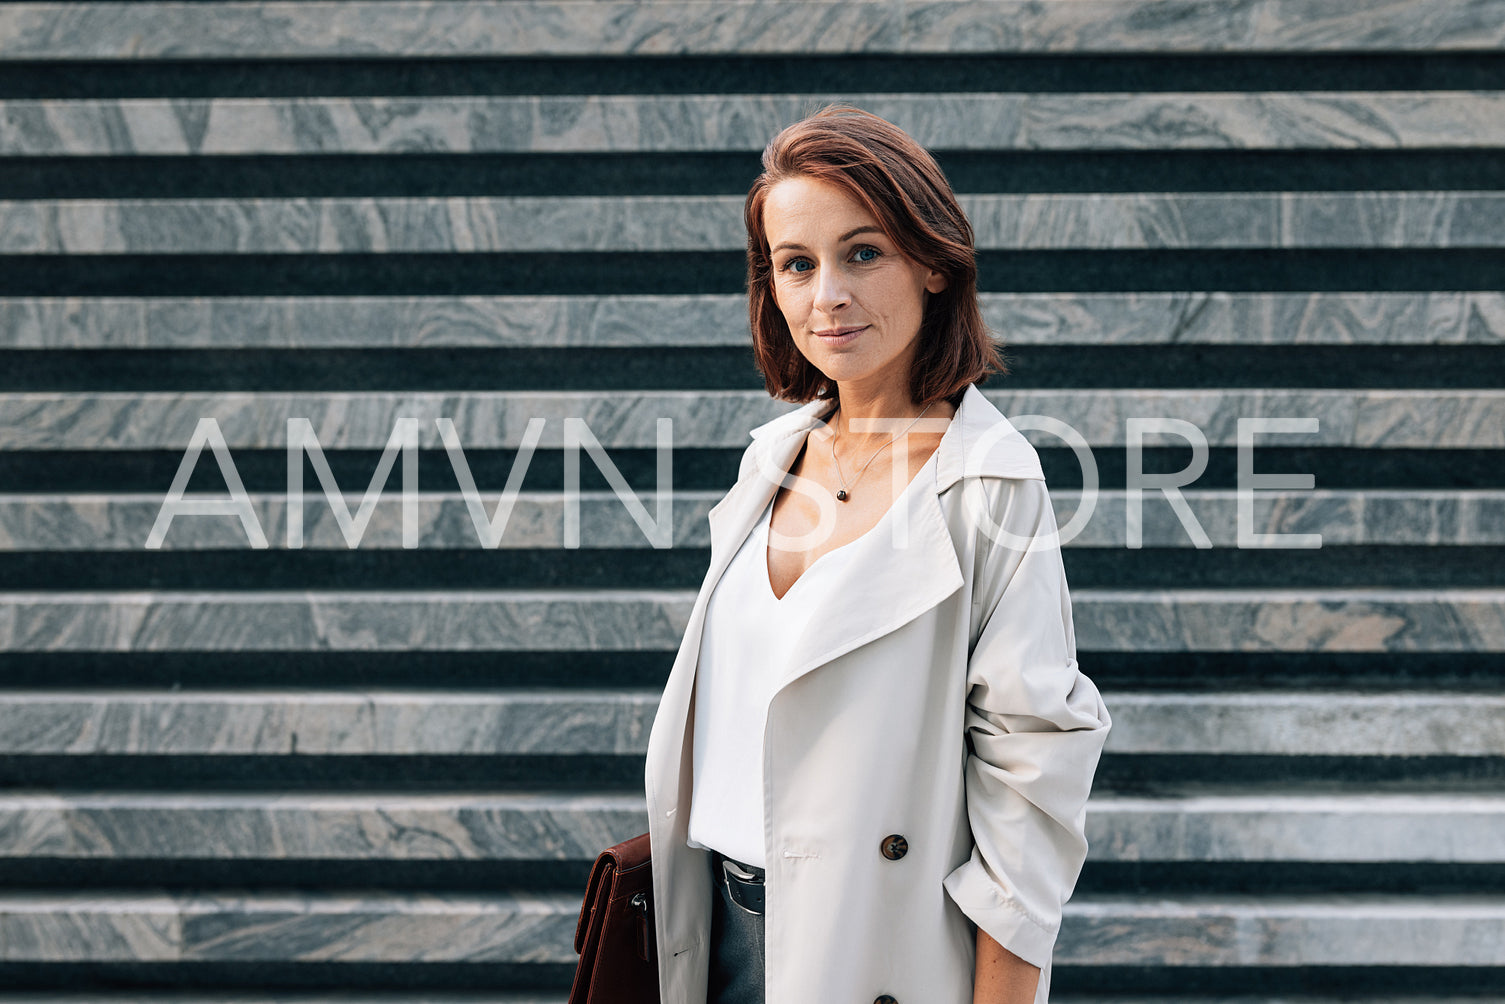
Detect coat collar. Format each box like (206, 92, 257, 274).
(700, 382, 1042, 695)
(744, 382, 1044, 492)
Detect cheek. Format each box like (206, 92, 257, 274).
(771, 278, 803, 313)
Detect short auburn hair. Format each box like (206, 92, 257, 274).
(744, 103, 1007, 408)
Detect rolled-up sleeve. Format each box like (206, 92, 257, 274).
(942, 476, 1111, 969)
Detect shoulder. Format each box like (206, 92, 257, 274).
(972, 475, 1056, 531)
(946, 473, 1061, 572)
(937, 384, 1046, 490)
(735, 437, 766, 484)
(732, 396, 834, 483)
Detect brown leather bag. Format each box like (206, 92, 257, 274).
(568, 831, 660, 1003)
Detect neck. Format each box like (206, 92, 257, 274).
(824, 388, 950, 451)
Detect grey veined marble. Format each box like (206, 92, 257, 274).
(1071, 588, 1505, 652)
(0, 690, 658, 755)
(1052, 489, 1505, 548)
(0, 792, 650, 862)
(0, 490, 721, 551)
(5, 193, 1503, 253)
(1088, 794, 1505, 863)
(0, 890, 582, 963)
(1, 792, 1500, 863)
(3, 389, 1503, 450)
(0, 0, 1499, 58)
(1102, 692, 1505, 757)
(2, 489, 1502, 551)
(2, 293, 1503, 349)
(984, 292, 1505, 347)
(0, 590, 696, 652)
(0, 589, 1500, 652)
(0, 689, 1498, 757)
(3, 92, 1502, 155)
(0, 892, 1502, 965)
(1052, 896, 1505, 967)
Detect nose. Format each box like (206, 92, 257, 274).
(811, 261, 851, 314)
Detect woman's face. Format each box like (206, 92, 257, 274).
(763, 175, 948, 397)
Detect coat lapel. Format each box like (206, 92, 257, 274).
(700, 383, 1046, 696)
(650, 397, 834, 801)
(772, 477, 963, 692)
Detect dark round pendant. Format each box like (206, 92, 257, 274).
(836, 489, 849, 502)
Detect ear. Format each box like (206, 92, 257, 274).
(924, 269, 948, 294)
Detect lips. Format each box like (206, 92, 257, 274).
(815, 325, 867, 338)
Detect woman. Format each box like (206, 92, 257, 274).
(644, 104, 1111, 1004)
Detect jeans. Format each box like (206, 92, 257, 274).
(706, 851, 765, 1004)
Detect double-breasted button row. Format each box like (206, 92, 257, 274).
(874, 836, 905, 1004)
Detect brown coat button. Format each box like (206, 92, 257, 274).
(875, 996, 898, 1004)
(880, 834, 908, 860)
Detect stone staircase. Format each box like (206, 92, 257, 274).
(1, 0, 1502, 999)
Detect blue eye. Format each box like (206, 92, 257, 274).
(777, 246, 881, 274)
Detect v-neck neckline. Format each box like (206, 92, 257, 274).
(762, 445, 938, 603)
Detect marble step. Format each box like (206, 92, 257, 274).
(1055, 896, 1505, 966)
(0, 889, 581, 964)
(4, 690, 1497, 758)
(0, 891, 1501, 966)
(1, 0, 1499, 58)
(3, 389, 1502, 450)
(1102, 692, 1505, 757)
(4, 92, 1503, 156)
(0, 690, 661, 757)
(3, 293, 1503, 349)
(8, 193, 1505, 254)
(1, 589, 1501, 653)
(4, 489, 1502, 551)
(2, 792, 1502, 864)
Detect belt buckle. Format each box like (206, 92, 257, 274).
(719, 855, 764, 916)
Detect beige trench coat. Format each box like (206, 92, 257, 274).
(644, 382, 1111, 1004)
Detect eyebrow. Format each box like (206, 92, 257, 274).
(771, 225, 886, 255)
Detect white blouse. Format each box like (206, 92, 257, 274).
(687, 447, 939, 868)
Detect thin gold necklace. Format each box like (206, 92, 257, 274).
(827, 400, 936, 502)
